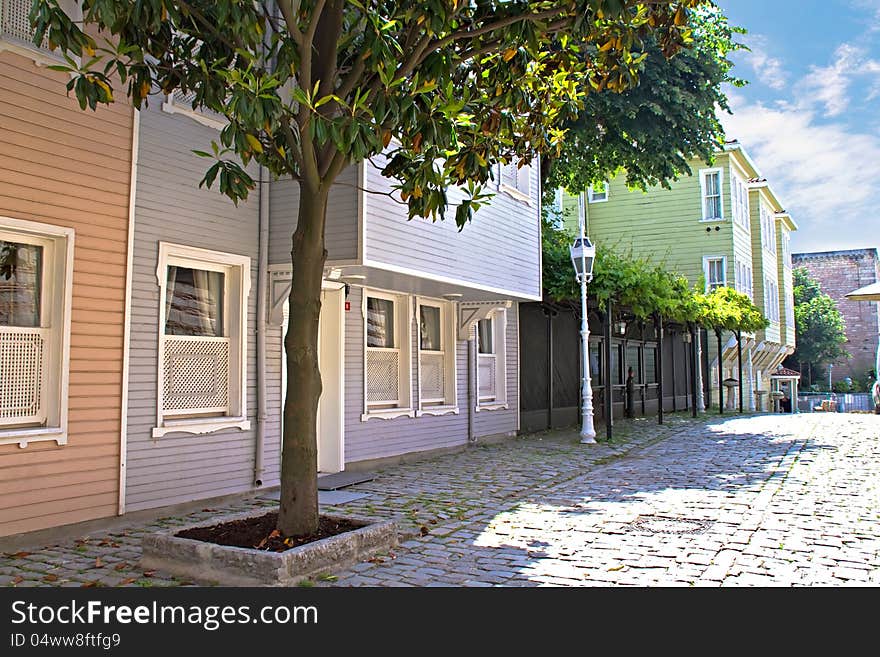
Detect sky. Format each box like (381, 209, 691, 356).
(715, 0, 879, 255)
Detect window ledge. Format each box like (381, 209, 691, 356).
(152, 417, 251, 438)
(475, 402, 508, 412)
(0, 427, 66, 449)
(699, 217, 727, 223)
(361, 408, 415, 422)
(416, 406, 459, 418)
(0, 39, 76, 69)
(499, 185, 533, 205)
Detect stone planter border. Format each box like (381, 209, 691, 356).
(141, 510, 397, 586)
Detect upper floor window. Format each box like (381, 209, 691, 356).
(476, 310, 507, 409)
(760, 204, 777, 254)
(734, 259, 753, 300)
(364, 290, 413, 419)
(699, 168, 724, 221)
(162, 89, 227, 130)
(782, 232, 791, 269)
(154, 243, 251, 437)
(588, 181, 609, 203)
(0, 217, 74, 447)
(498, 160, 531, 200)
(729, 170, 749, 229)
(0, 0, 81, 64)
(703, 256, 726, 292)
(763, 276, 780, 323)
(417, 299, 456, 413)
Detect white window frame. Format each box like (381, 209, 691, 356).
(702, 255, 726, 293)
(729, 166, 749, 229)
(0, 0, 82, 67)
(362, 289, 413, 420)
(782, 231, 792, 269)
(475, 308, 508, 411)
(416, 297, 458, 416)
(0, 216, 74, 448)
(699, 167, 725, 221)
(161, 90, 227, 130)
(152, 242, 251, 438)
(587, 181, 610, 203)
(497, 160, 532, 204)
(760, 204, 777, 254)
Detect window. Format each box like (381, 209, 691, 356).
(0, 217, 73, 447)
(734, 260, 753, 300)
(498, 160, 531, 200)
(625, 345, 641, 383)
(700, 168, 724, 221)
(417, 299, 457, 414)
(0, 0, 81, 64)
(782, 232, 791, 269)
(154, 243, 250, 437)
(364, 290, 412, 418)
(610, 343, 622, 385)
(588, 181, 610, 203)
(763, 276, 780, 323)
(644, 346, 657, 384)
(760, 204, 777, 254)
(703, 256, 726, 292)
(162, 89, 227, 129)
(476, 310, 507, 408)
(590, 341, 602, 386)
(729, 170, 749, 228)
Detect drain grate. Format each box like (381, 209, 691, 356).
(628, 515, 712, 535)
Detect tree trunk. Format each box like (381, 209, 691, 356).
(278, 185, 329, 537)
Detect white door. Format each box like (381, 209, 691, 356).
(281, 283, 345, 473)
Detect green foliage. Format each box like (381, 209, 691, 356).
(545, 4, 745, 193)
(788, 267, 849, 369)
(541, 217, 767, 331)
(32, 0, 707, 223)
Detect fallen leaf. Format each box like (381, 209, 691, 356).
(81, 581, 99, 588)
(114, 562, 129, 571)
(419, 526, 430, 536)
(255, 529, 282, 550)
(12, 575, 24, 585)
(94, 557, 103, 569)
(142, 571, 155, 578)
(119, 578, 138, 585)
(43, 574, 59, 582)
(428, 519, 438, 525)
(10, 551, 31, 559)
(607, 564, 625, 572)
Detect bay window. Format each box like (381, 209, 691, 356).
(153, 243, 250, 437)
(417, 299, 457, 414)
(476, 309, 507, 409)
(364, 290, 412, 419)
(0, 217, 73, 447)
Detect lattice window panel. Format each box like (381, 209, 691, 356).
(366, 349, 399, 404)
(0, 328, 46, 426)
(478, 353, 496, 400)
(1, 0, 49, 48)
(163, 337, 230, 415)
(420, 352, 445, 402)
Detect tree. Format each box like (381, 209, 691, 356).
(544, 4, 744, 193)
(785, 267, 849, 386)
(35, 0, 705, 536)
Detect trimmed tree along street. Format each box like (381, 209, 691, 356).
(2, 412, 878, 587)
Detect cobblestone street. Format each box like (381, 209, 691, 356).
(2, 412, 879, 587)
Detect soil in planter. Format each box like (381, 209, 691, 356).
(176, 513, 365, 552)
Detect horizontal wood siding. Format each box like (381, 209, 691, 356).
(749, 190, 781, 344)
(340, 287, 517, 465)
(125, 103, 281, 512)
(0, 51, 133, 536)
(363, 157, 541, 299)
(268, 166, 358, 265)
(583, 154, 735, 286)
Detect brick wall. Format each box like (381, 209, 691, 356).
(792, 248, 880, 383)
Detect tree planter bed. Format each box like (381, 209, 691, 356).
(141, 510, 397, 586)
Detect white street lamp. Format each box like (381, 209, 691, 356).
(569, 192, 597, 444)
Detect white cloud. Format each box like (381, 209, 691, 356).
(738, 35, 788, 90)
(793, 44, 880, 117)
(722, 92, 880, 252)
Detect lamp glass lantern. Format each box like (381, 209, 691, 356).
(570, 236, 596, 283)
(616, 320, 627, 336)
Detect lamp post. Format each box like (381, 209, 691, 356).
(570, 192, 597, 444)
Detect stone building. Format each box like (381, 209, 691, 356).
(792, 248, 880, 384)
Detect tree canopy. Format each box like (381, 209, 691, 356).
(786, 267, 849, 382)
(542, 216, 769, 333)
(544, 4, 744, 194)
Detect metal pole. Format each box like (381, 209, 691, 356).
(691, 325, 698, 418)
(547, 310, 554, 430)
(577, 195, 596, 444)
(737, 330, 743, 414)
(717, 329, 724, 414)
(604, 306, 613, 441)
(656, 313, 664, 425)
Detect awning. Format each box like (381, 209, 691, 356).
(845, 282, 880, 301)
